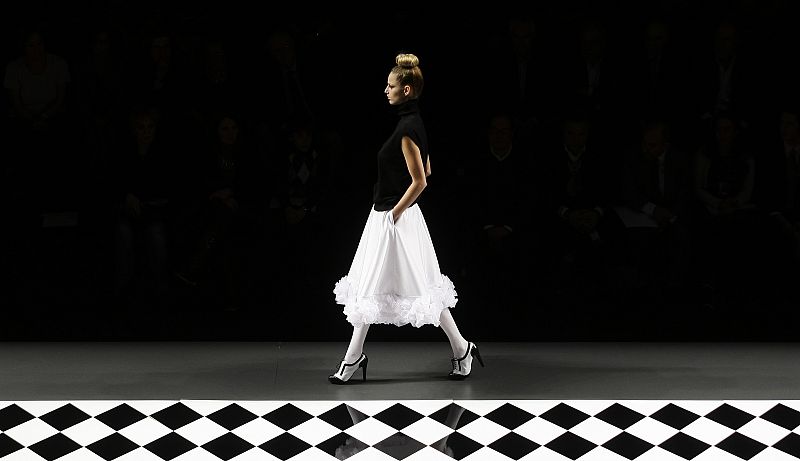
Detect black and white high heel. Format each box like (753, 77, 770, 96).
(328, 353, 368, 384)
(448, 342, 484, 380)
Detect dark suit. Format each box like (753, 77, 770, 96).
(625, 148, 692, 220)
(536, 138, 622, 293)
(622, 147, 693, 287)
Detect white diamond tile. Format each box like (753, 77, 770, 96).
(515, 416, 568, 445)
(118, 417, 172, 446)
(625, 416, 680, 445)
(231, 417, 284, 446)
(458, 417, 511, 445)
(288, 417, 341, 446)
(738, 417, 793, 446)
(3, 418, 58, 446)
(175, 417, 229, 445)
(570, 416, 624, 445)
(61, 417, 116, 446)
(681, 417, 736, 445)
(344, 417, 397, 446)
(402, 417, 454, 445)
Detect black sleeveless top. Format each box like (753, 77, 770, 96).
(372, 99, 428, 211)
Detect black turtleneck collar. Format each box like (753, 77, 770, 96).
(397, 98, 420, 117)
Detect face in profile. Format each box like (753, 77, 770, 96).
(384, 72, 408, 105)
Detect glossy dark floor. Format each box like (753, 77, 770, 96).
(1, 342, 800, 460)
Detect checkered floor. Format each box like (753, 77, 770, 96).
(2, 400, 800, 460)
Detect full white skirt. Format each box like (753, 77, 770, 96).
(333, 203, 457, 327)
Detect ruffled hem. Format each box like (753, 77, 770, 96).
(333, 275, 458, 328)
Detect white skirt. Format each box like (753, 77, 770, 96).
(333, 203, 458, 327)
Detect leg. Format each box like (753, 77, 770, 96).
(344, 324, 370, 363)
(329, 324, 370, 384)
(430, 404, 467, 454)
(439, 308, 468, 358)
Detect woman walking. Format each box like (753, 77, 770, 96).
(330, 53, 483, 384)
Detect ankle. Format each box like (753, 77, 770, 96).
(343, 353, 363, 363)
(453, 340, 469, 358)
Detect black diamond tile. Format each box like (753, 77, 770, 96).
(602, 432, 654, 460)
(29, 433, 81, 461)
(651, 403, 700, 430)
(716, 432, 767, 460)
(317, 432, 369, 460)
(539, 403, 590, 430)
(374, 432, 425, 460)
(318, 404, 368, 430)
(484, 403, 535, 430)
(706, 403, 756, 430)
(0, 404, 34, 431)
(373, 403, 425, 430)
(431, 431, 483, 460)
(545, 432, 596, 460)
(595, 403, 645, 430)
(429, 403, 479, 430)
(489, 432, 540, 460)
(0, 433, 24, 458)
(775, 432, 800, 458)
(659, 432, 710, 460)
(761, 403, 800, 430)
(144, 432, 197, 460)
(207, 404, 258, 431)
(87, 432, 139, 460)
(260, 432, 311, 460)
(202, 433, 254, 460)
(263, 404, 313, 431)
(96, 403, 147, 431)
(150, 403, 203, 430)
(40, 403, 91, 431)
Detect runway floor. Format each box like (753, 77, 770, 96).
(2, 341, 800, 460)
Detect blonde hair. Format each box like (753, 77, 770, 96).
(391, 53, 423, 98)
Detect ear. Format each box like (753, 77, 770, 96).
(403, 85, 412, 96)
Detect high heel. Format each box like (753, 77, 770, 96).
(328, 354, 368, 384)
(448, 342, 484, 380)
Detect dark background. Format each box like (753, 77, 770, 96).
(1, 1, 799, 341)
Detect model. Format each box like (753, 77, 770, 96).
(330, 53, 483, 384)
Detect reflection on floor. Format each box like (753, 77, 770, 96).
(3, 342, 800, 459)
(2, 399, 800, 460)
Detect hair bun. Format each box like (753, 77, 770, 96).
(395, 53, 419, 68)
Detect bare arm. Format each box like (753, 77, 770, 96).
(425, 155, 431, 177)
(392, 136, 427, 222)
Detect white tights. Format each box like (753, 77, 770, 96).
(342, 308, 468, 362)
